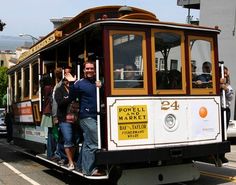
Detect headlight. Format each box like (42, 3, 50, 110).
(164, 114, 178, 132)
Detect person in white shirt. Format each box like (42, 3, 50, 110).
(220, 66, 234, 128)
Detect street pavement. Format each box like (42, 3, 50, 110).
(0, 137, 235, 185)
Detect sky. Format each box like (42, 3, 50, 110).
(0, 0, 199, 38)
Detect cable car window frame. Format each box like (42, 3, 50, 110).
(151, 29, 186, 95)
(188, 36, 216, 95)
(109, 30, 148, 95)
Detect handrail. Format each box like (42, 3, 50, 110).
(96, 58, 101, 149)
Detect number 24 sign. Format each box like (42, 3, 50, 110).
(161, 101, 179, 110)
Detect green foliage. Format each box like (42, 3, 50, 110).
(0, 67, 8, 107)
(0, 20, 6, 31)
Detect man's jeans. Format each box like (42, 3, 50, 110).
(54, 128, 67, 160)
(77, 117, 98, 175)
(59, 122, 74, 148)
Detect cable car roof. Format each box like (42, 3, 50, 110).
(14, 6, 220, 66)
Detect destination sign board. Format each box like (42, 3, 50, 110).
(117, 105, 148, 140)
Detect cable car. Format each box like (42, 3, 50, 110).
(7, 5, 230, 185)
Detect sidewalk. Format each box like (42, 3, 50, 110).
(226, 144, 236, 168)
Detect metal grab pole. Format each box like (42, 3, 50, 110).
(220, 61, 227, 140)
(96, 58, 101, 149)
(77, 62, 80, 80)
(38, 57, 42, 112)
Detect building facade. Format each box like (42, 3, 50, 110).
(178, 0, 236, 119)
(50, 17, 72, 29)
(0, 50, 16, 68)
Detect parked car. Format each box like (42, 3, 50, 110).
(227, 120, 236, 138)
(0, 108, 6, 135)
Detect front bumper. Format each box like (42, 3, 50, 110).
(95, 141, 230, 165)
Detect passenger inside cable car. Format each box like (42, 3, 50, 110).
(114, 63, 143, 88)
(124, 63, 143, 88)
(193, 61, 212, 88)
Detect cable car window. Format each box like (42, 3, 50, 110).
(110, 31, 148, 95)
(113, 34, 143, 88)
(32, 62, 39, 97)
(152, 30, 185, 94)
(10, 74, 15, 102)
(189, 36, 216, 94)
(16, 71, 21, 101)
(23, 67, 29, 98)
(190, 39, 212, 88)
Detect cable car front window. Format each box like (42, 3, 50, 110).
(154, 32, 182, 90)
(190, 39, 213, 89)
(32, 62, 39, 97)
(112, 33, 144, 89)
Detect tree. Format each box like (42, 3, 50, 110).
(0, 20, 6, 31)
(0, 67, 8, 107)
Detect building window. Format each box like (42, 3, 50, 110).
(170, 60, 178, 70)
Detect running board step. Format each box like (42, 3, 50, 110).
(36, 154, 109, 180)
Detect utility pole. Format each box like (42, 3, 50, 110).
(0, 20, 6, 31)
(187, 0, 191, 24)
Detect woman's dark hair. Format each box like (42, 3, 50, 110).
(40, 74, 52, 88)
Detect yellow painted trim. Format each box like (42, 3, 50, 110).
(18, 33, 56, 63)
(200, 171, 236, 182)
(33, 103, 41, 122)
